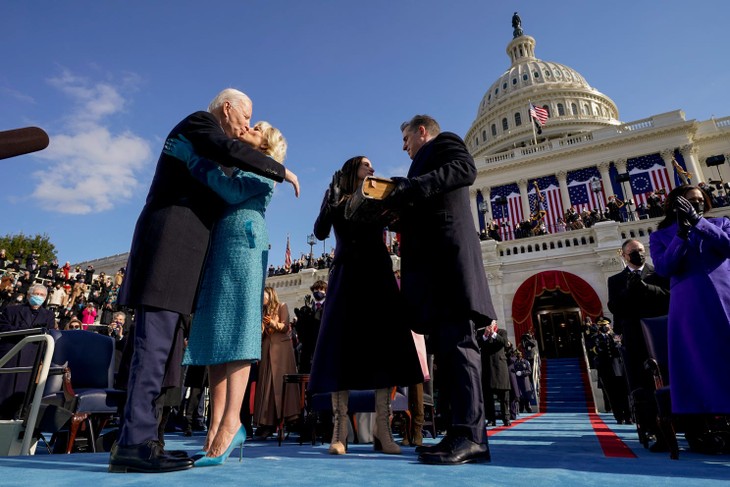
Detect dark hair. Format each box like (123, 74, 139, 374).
(656, 184, 713, 230)
(338, 156, 368, 197)
(310, 280, 328, 292)
(400, 114, 441, 136)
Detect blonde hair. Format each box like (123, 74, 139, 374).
(263, 286, 280, 318)
(254, 121, 287, 164)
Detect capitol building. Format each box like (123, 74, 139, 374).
(263, 14, 730, 360)
(80, 15, 730, 362)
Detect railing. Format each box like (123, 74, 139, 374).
(0, 328, 56, 456)
(715, 117, 730, 128)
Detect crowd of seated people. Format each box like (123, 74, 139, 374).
(0, 250, 127, 338)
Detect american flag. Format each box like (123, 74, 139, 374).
(284, 235, 292, 270)
(490, 183, 524, 241)
(529, 103, 549, 126)
(627, 153, 672, 206)
(528, 175, 564, 232)
(567, 167, 605, 212)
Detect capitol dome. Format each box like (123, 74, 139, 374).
(467, 19, 621, 157)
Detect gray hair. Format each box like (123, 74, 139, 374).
(208, 88, 251, 113)
(112, 311, 126, 321)
(28, 283, 47, 296)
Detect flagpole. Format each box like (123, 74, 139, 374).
(529, 100, 537, 146)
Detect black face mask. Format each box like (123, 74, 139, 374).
(600, 326, 610, 334)
(312, 291, 325, 301)
(627, 250, 646, 267)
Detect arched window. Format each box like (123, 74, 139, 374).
(571, 103, 578, 115)
(582, 104, 589, 115)
(557, 103, 565, 116)
(482, 129, 487, 141)
(542, 105, 551, 117)
(514, 112, 522, 126)
(502, 118, 508, 131)
(491, 124, 497, 136)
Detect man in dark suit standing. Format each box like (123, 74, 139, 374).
(387, 114, 496, 465)
(607, 238, 670, 387)
(110, 88, 300, 473)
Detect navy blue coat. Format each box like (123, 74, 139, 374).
(118, 111, 285, 315)
(398, 132, 496, 333)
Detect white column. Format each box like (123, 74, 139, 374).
(680, 144, 705, 184)
(613, 158, 635, 204)
(470, 188, 480, 229)
(517, 178, 530, 220)
(597, 162, 612, 205)
(557, 170, 571, 212)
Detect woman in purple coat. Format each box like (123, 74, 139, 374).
(649, 185, 730, 415)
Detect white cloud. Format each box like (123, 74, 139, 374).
(33, 71, 152, 214)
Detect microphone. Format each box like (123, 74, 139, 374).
(0, 127, 50, 160)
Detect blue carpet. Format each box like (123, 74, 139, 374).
(2, 358, 728, 485)
(1, 414, 728, 486)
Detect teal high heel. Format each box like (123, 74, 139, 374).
(194, 426, 246, 467)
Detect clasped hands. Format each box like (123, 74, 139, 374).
(263, 315, 285, 334)
(675, 195, 701, 238)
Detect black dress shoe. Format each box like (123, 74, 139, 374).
(109, 440, 194, 473)
(415, 436, 450, 454)
(502, 420, 511, 427)
(418, 436, 491, 465)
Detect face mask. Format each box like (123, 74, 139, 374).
(627, 250, 646, 267)
(29, 295, 45, 306)
(312, 291, 325, 301)
(691, 200, 705, 215)
(600, 326, 610, 334)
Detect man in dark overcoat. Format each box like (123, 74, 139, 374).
(111, 88, 299, 474)
(387, 114, 496, 465)
(607, 238, 669, 388)
(0, 284, 55, 419)
(479, 324, 511, 426)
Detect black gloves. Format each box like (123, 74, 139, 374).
(675, 195, 701, 238)
(327, 170, 342, 209)
(386, 176, 414, 208)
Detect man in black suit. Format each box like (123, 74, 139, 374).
(111, 88, 300, 473)
(607, 238, 670, 388)
(387, 114, 496, 465)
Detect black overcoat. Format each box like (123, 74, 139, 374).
(0, 304, 56, 419)
(398, 132, 496, 333)
(607, 264, 669, 377)
(308, 193, 423, 393)
(479, 328, 510, 391)
(118, 111, 285, 315)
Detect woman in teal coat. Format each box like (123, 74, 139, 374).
(164, 122, 286, 466)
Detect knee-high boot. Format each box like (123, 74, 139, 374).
(410, 383, 425, 447)
(373, 388, 401, 455)
(329, 390, 349, 455)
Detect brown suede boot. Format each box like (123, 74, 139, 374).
(410, 383, 425, 447)
(373, 388, 401, 455)
(329, 390, 349, 455)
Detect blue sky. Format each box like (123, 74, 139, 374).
(2, 1, 729, 267)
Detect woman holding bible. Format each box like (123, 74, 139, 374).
(309, 156, 422, 455)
